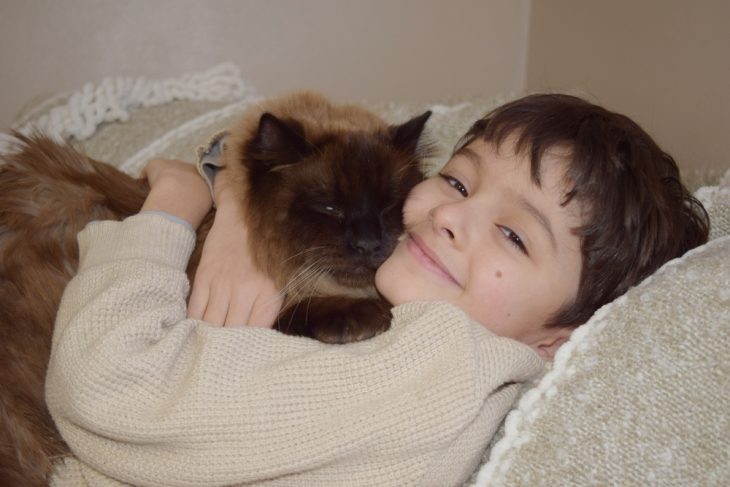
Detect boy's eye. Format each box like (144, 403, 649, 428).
(439, 174, 468, 197)
(498, 225, 529, 255)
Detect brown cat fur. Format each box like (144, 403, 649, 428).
(0, 91, 431, 484)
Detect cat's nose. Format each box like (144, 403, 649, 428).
(352, 236, 381, 255)
(348, 220, 389, 265)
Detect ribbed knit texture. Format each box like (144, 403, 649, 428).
(46, 213, 543, 486)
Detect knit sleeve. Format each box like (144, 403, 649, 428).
(46, 213, 543, 487)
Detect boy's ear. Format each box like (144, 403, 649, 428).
(534, 327, 574, 361)
(389, 110, 432, 155)
(247, 112, 313, 170)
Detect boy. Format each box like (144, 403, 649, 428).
(46, 94, 708, 486)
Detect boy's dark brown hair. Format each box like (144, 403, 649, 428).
(455, 93, 710, 328)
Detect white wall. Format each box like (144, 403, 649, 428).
(5, 1, 726, 174)
(526, 0, 730, 172)
(0, 0, 531, 130)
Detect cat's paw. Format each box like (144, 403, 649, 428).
(276, 297, 391, 344)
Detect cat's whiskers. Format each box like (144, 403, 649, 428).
(279, 246, 329, 267)
(278, 265, 332, 333)
(281, 258, 327, 301)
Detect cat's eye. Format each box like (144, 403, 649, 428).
(314, 203, 344, 219)
(439, 173, 468, 197)
(498, 225, 529, 256)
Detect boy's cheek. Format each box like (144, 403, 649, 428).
(401, 200, 422, 227)
(376, 244, 416, 305)
(375, 256, 398, 303)
(402, 180, 440, 225)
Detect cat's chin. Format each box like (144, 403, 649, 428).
(326, 268, 378, 293)
(308, 277, 376, 300)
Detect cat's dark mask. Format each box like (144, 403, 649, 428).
(242, 110, 432, 288)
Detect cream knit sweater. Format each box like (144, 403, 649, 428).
(46, 214, 544, 487)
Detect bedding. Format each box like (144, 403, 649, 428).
(7, 64, 729, 486)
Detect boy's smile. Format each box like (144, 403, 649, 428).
(375, 138, 584, 359)
(404, 233, 462, 287)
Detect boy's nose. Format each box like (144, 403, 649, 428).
(429, 203, 462, 243)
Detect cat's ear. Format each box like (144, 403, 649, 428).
(247, 112, 313, 169)
(389, 110, 432, 155)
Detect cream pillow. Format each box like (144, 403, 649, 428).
(473, 176, 730, 486)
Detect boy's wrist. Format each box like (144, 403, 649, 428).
(210, 166, 241, 206)
(142, 177, 212, 229)
(212, 196, 248, 238)
(214, 187, 241, 214)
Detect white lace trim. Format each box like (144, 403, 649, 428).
(10, 63, 254, 143)
(473, 298, 613, 485)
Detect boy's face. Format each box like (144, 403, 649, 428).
(375, 138, 583, 359)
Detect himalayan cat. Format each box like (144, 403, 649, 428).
(0, 91, 431, 485)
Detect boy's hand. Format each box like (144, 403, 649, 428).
(187, 170, 283, 328)
(141, 158, 212, 229)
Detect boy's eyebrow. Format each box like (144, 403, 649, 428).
(519, 196, 557, 251)
(456, 146, 482, 168)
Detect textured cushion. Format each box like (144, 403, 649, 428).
(472, 176, 730, 486)
(9, 65, 730, 486)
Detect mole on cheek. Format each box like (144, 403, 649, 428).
(495, 270, 502, 278)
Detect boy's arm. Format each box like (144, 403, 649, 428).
(138, 158, 212, 228)
(47, 214, 542, 485)
(47, 160, 544, 485)
(140, 156, 282, 328)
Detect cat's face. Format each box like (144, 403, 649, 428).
(242, 111, 431, 290)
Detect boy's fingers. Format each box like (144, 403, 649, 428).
(202, 287, 230, 327)
(223, 290, 254, 328)
(248, 292, 283, 329)
(187, 291, 205, 321)
(187, 274, 211, 320)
